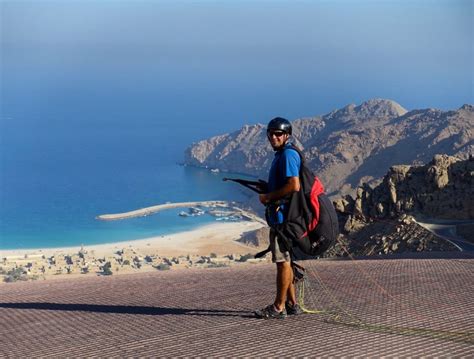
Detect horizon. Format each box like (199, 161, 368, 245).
(2, 1, 472, 143)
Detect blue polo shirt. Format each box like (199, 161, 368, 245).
(267, 144, 301, 225)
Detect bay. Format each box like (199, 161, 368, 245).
(0, 116, 254, 250)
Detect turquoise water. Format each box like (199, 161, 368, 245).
(0, 155, 252, 249)
(0, 117, 254, 249)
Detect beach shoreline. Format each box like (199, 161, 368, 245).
(1, 198, 267, 256)
(0, 220, 268, 283)
(0, 220, 264, 258)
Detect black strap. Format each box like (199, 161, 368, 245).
(254, 246, 271, 259)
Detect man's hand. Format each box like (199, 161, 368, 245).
(258, 177, 300, 206)
(259, 193, 270, 205)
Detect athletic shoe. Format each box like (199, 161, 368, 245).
(285, 302, 303, 315)
(254, 304, 287, 319)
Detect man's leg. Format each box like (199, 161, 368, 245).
(286, 272, 297, 307)
(274, 261, 294, 311)
(255, 230, 294, 319)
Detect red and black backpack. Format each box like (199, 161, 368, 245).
(270, 144, 339, 259)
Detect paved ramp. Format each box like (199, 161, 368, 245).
(1, 255, 473, 357)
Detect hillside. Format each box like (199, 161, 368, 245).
(184, 99, 473, 196)
(330, 154, 473, 257)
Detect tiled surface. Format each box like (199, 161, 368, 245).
(1, 255, 473, 357)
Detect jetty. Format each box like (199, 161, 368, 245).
(96, 201, 230, 221)
(96, 201, 266, 224)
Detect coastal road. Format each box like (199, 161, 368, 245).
(413, 217, 474, 252)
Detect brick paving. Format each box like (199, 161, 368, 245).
(1, 254, 473, 357)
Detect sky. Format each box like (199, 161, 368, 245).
(1, 0, 473, 147)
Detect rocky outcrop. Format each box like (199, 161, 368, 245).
(326, 155, 473, 257)
(184, 99, 473, 196)
(334, 155, 474, 220)
(185, 124, 274, 175)
(238, 212, 459, 259)
(237, 227, 270, 248)
(324, 214, 458, 258)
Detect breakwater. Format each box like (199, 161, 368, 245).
(96, 201, 231, 221)
(96, 201, 267, 224)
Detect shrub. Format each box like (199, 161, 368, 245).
(4, 267, 28, 283)
(102, 262, 113, 275)
(237, 253, 254, 262)
(156, 263, 170, 271)
(207, 262, 228, 268)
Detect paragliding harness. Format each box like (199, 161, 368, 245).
(224, 144, 339, 268)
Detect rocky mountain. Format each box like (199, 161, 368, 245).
(184, 99, 473, 196)
(331, 154, 473, 257)
(334, 154, 474, 221)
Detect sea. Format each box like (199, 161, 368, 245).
(0, 115, 257, 250)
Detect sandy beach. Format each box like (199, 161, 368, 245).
(0, 220, 268, 282)
(1, 221, 264, 258)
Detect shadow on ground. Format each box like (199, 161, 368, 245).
(0, 302, 253, 318)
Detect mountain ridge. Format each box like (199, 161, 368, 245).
(184, 99, 473, 196)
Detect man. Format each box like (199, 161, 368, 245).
(254, 117, 303, 319)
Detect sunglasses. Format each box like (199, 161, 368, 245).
(267, 131, 286, 138)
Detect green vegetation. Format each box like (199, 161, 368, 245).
(3, 267, 38, 283)
(237, 253, 254, 262)
(102, 262, 113, 275)
(207, 262, 228, 268)
(156, 263, 170, 271)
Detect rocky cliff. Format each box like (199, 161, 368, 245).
(334, 154, 474, 220)
(330, 155, 473, 257)
(184, 99, 473, 196)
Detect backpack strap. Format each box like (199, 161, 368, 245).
(254, 246, 271, 259)
(291, 261, 306, 284)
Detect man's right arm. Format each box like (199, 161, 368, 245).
(259, 176, 300, 205)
